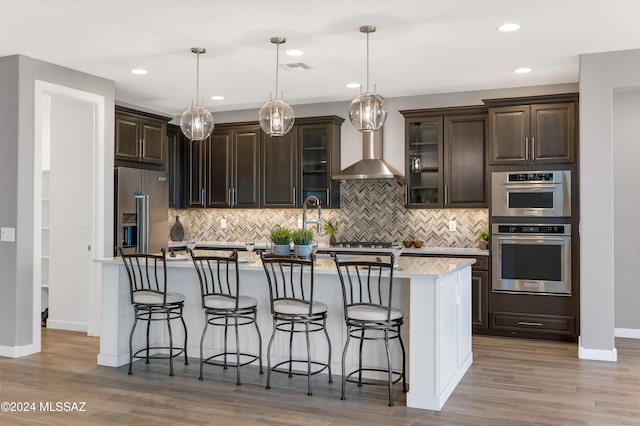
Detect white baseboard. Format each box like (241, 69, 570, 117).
(615, 328, 640, 339)
(578, 337, 618, 362)
(46, 319, 87, 333)
(0, 343, 38, 358)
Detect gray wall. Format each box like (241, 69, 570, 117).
(0, 55, 114, 351)
(580, 48, 640, 356)
(612, 90, 640, 331)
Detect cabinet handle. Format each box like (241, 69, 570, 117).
(531, 136, 536, 160)
(232, 188, 236, 207)
(325, 188, 329, 205)
(444, 184, 448, 206)
(518, 321, 543, 327)
(228, 188, 232, 207)
(525, 137, 529, 161)
(201, 188, 205, 207)
(293, 187, 296, 205)
(138, 138, 144, 159)
(405, 185, 408, 206)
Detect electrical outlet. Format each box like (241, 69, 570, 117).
(1, 227, 15, 242)
(220, 218, 227, 229)
(297, 218, 303, 228)
(448, 220, 457, 232)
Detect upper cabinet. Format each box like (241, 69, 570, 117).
(187, 123, 261, 208)
(485, 94, 578, 165)
(115, 106, 170, 169)
(167, 124, 187, 209)
(401, 107, 488, 208)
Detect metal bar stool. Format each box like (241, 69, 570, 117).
(331, 251, 407, 406)
(260, 252, 332, 396)
(189, 247, 263, 384)
(117, 247, 188, 376)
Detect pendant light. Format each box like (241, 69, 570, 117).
(348, 25, 387, 132)
(180, 47, 214, 141)
(259, 37, 295, 136)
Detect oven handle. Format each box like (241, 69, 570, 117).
(492, 235, 571, 242)
(502, 185, 560, 191)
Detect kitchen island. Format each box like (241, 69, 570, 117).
(96, 254, 474, 411)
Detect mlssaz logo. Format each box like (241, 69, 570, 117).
(39, 401, 87, 412)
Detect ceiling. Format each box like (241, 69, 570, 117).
(2, 0, 639, 116)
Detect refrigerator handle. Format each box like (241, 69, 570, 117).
(135, 194, 150, 253)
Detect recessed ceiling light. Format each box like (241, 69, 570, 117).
(346, 83, 361, 89)
(498, 23, 520, 32)
(286, 49, 304, 56)
(210, 95, 225, 101)
(130, 69, 148, 75)
(515, 67, 532, 74)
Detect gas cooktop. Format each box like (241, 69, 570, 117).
(331, 241, 392, 249)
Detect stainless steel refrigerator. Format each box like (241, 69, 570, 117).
(114, 167, 168, 255)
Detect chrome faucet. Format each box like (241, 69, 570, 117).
(302, 195, 321, 233)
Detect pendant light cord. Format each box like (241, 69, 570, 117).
(275, 40, 280, 100)
(366, 31, 370, 93)
(195, 51, 200, 107)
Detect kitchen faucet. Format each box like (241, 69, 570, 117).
(302, 195, 321, 234)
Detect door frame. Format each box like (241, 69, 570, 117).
(33, 80, 106, 350)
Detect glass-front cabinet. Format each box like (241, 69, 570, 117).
(406, 117, 443, 207)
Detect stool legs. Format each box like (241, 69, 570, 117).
(266, 318, 277, 390)
(128, 313, 139, 375)
(254, 319, 264, 374)
(384, 329, 393, 406)
(323, 317, 333, 384)
(199, 314, 209, 380)
(341, 326, 351, 400)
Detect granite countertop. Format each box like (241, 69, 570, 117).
(168, 241, 488, 257)
(97, 254, 475, 280)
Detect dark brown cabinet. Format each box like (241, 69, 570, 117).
(115, 106, 170, 168)
(167, 124, 186, 209)
(261, 115, 343, 208)
(188, 123, 261, 208)
(486, 94, 577, 165)
(401, 107, 488, 208)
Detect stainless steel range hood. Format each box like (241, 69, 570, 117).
(332, 130, 404, 181)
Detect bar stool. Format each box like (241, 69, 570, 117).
(331, 251, 407, 406)
(260, 252, 332, 396)
(189, 248, 263, 384)
(117, 247, 188, 376)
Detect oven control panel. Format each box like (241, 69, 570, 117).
(495, 224, 570, 234)
(507, 172, 555, 182)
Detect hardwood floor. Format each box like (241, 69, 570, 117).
(1, 329, 638, 425)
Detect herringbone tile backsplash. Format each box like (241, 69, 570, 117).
(170, 180, 488, 248)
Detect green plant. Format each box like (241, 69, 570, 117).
(322, 219, 339, 237)
(477, 229, 489, 241)
(269, 226, 291, 245)
(291, 228, 314, 245)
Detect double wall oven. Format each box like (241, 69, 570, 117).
(491, 170, 572, 296)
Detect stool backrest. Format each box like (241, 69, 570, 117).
(117, 247, 168, 305)
(331, 252, 395, 321)
(260, 253, 316, 315)
(188, 248, 240, 309)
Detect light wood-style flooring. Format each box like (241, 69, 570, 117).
(0, 329, 638, 425)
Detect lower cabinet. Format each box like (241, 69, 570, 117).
(490, 312, 576, 336)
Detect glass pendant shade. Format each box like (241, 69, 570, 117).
(350, 25, 387, 132)
(260, 37, 295, 136)
(259, 98, 295, 136)
(181, 47, 214, 141)
(180, 104, 214, 140)
(348, 92, 387, 131)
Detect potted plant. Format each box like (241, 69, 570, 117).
(322, 219, 339, 245)
(269, 226, 292, 256)
(477, 229, 489, 250)
(291, 228, 314, 259)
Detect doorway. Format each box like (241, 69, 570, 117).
(34, 81, 106, 351)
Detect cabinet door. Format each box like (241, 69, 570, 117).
(472, 270, 488, 331)
(444, 115, 487, 207)
(187, 138, 207, 207)
(140, 120, 165, 165)
(488, 105, 530, 165)
(406, 117, 443, 207)
(262, 132, 297, 207)
(208, 131, 232, 208)
(115, 115, 140, 160)
(167, 125, 185, 208)
(531, 103, 575, 164)
(233, 127, 261, 208)
(299, 124, 330, 207)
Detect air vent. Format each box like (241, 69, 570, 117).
(282, 62, 312, 70)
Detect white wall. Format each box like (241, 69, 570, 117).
(579, 48, 640, 361)
(612, 90, 640, 335)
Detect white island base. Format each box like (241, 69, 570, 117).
(96, 255, 474, 411)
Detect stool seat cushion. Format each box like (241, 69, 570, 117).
(133, 290, 185, 305)
(347, 304, 403, 322)
(274, 299, 328, 315)
(204, 294, 257, 310)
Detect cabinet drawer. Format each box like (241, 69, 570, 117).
(490, 312, 575, 335)
(472, 256, 489, 271)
